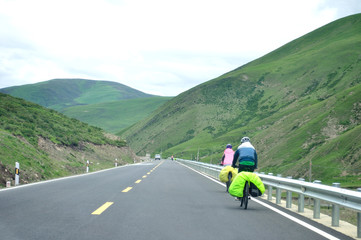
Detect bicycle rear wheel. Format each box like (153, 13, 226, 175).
(244, 182, 249, 209)
(226, 172, 232, 192)
(240, 182, 249, 209)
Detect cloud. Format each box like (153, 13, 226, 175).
(0, 0, 360, 95)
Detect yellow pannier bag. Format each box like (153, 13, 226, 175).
(228, 172, 265, 198)
(219, 166, 238, 183)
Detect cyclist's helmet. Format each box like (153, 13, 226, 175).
(226, 144, 232, 148)
(241, 137, 250, 143)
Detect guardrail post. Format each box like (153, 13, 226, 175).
(15, 162, 20, 186)
(276, 174, 282, 204)
(286, 176, 292, 208)
(357, 188, 361, 238)
(331, 183, 340, 227)
(359, 213, 361, 239)
(298, 178, 305, 213)
(267, 173, 273, 201)
(313, 180, 322, 219)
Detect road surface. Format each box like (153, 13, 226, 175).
(0, 160, 352, 240)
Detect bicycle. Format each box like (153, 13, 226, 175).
(234, 164, 256, 209)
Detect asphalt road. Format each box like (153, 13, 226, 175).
(0, 160, 352, 240)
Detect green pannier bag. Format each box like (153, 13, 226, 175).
(228, 171, 265, 198)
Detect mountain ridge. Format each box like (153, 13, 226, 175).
(0, 78, 156, 110)
(0, 78, 172, 133)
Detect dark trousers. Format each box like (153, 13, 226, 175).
(238, 165, 255, 173)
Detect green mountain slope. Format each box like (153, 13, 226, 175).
(121, 14, 361, 186)
(0, 79, 172, 133)
(0, 93, 137, 187)
(62, 97, 172, 133)
(0, 78, 154, 111)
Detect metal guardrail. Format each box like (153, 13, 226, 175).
(176, 159, 361, 238)
(177, 159, 223, 179)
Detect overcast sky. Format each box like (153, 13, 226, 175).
(0, 0, 360, 96)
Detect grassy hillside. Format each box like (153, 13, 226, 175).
(0, 93, 137, 187)
(121, 14, 361, 186)
(0, 93, 126, 147)
(62, 97, 172, 133)
(0, 79, 172, 133)
(0, 79, 154, 111)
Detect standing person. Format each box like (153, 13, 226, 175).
(221, 144, 234, 166)
(232, 137, 257, 172)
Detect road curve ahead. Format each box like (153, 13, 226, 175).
(0, 160, 352, 240)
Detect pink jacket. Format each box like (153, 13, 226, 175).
(222, 148, 235, 165)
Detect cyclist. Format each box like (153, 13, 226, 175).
(232, 137, 257, 172)
(220, 144, 234, 166)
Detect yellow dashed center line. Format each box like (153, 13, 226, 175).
(122, 187, 132, 192)
(92, 202, 114, 215)
(91, 162, 165, 215)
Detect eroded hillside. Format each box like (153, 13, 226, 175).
(0, 93, 139, 187)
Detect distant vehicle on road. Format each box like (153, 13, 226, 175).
(155, 154, 161, 160)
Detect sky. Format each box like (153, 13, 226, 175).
(0, 0, 360, 96)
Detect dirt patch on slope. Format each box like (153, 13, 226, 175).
(37, 137, 140, 171)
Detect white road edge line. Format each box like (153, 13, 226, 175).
(0, 163, 146, 192)
(177, 161, 340, 240)
(252, 198, 339, 240)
